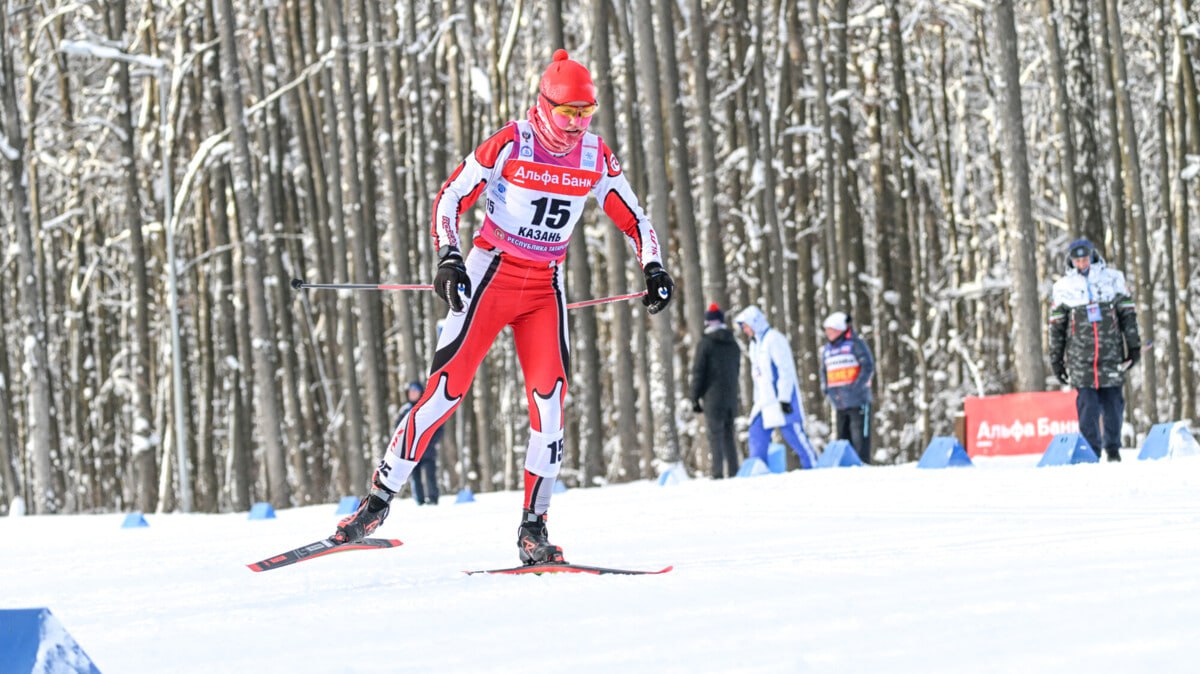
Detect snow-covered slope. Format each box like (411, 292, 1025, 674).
(2, 453, 1198, 673)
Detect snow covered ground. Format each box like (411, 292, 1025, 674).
(3, 452, 1199, 674)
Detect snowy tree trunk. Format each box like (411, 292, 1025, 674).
(658, 0, 706, 348)
(594, 0, 641, 482)
(1095, 0, 1128, 267)
(993, 0, 1048, 393)
(365, 0, 420, 384)
(104, 0, 159, 512)
(315, 4, 368, 495)
(1153, 0, 1182, 421)
(1038, 0, 1082, 236)
(809, 0, 841, 312)
(633, 0, 682, 464)
(326, 0, 389, 460)
(0, 297, 18, 507)
(1064, 0, 1106, 246)
(1172, 0, 1198, 419)
(216, 0, 290, 506)
(249, 11, 310, 504)
(685, 0, 729, 310)
(1, 7, 54, 513)
(1106, 0, 1158, 423)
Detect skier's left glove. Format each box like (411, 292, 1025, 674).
(642, 262, 674, 315)
(435, 247, 472, 312)
(780, 401, 793, 415)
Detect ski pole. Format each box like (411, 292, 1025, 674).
(292, 277, 646, 311)
(290, 278, 433, 292)
(565, 291, 647, 310)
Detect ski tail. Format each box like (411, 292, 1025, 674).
(248, 537, 403, 572)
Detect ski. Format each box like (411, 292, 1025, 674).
(247, 537, 403, 572)
(464, 563, 673, 576)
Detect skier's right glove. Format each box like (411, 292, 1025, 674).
(642, 262, 674, 315)
(692, 400, 703, 413)
(435, 248, 472, 312)
(780, 401, 793, 415)
(1052, 361, 1068, 386)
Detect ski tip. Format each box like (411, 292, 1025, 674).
(247, 563, 264, 573)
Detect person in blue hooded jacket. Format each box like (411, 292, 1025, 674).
(819, 312, 875, 464)
(733, 306, 818, 469)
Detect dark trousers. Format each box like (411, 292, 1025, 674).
(411, 445, 439, 504)
(704, 407, 739, 479)
(1076, 386, 1124, 460)
(835, 404, 872, 464)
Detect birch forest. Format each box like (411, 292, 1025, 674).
(2, 0, 1199, 515)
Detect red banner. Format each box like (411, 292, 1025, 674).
(964, 391, 1079, 456)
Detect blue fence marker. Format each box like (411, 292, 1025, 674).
(1138, 422, 1200, 461)
(917, 437, 974, 469)
(335, 496, 360, 515)
(1037, 433, 1099, 467)
(455, 488, 475, 504)
(248, 502, 276, 520)
(736, 457, 770, 477)
(0, 608, 102, 674)
(121, 512, 149, 528)
(817, 440, 864, 469)
(766, 442, 788, 473)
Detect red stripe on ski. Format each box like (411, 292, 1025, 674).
(464, 563, 673, 576)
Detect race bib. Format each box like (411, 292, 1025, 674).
(1086, 302, 1101, 323)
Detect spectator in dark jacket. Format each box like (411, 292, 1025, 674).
(1048, 239, 1141, 461)
(398, 381, 441, 504)
(690, 303, 741, 478)
(819, 312, 875, 464)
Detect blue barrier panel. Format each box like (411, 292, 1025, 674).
(657, 463, 688, 486)
(1037, 433, 1099, 467)
(817, 440, 864, 469)
(1138, 422, 1200, 461)
(917, 437, 974, 469)
(455, 488, 475, 504)
(766, 442, 788, 473)
(335, 496, 360, 515)
(248, 502, 276, 520)
(736, 457, 771, 477)
(0, 608, 102, 674)
(121, 512, 148, 528)
(552, 480, 568, 494)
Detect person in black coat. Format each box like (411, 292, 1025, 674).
(690, 303, 742, 478)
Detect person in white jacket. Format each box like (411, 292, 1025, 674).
(733, 306, 818, 469)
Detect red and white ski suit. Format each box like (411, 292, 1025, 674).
(375, 120, 661, 513)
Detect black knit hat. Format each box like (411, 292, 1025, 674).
(705, 303, 725, 322)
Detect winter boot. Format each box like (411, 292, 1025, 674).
(517, 509, 566, 565)
(332, 474, 395, 544)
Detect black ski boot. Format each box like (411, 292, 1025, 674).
(517, 509, 566, 565)
(332, 475, 395, 544)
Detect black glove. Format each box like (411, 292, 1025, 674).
(692, 400, 703, 413)
(1052, 361, 1068, 386)
(434, 248, 472, 312)
(642, 262, 674, 315)
(780, 401, 793, 415)
(1126, 347, 1141, 368)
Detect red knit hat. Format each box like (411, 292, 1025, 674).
(539, 49, 595, 104)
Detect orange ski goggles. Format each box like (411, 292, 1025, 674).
(542, 94, 598, 119)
